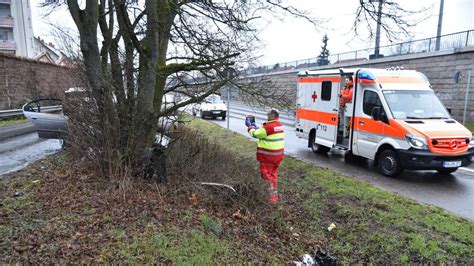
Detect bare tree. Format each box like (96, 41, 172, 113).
(37, 0, 317, 178)
(38, 0, 428, 179)
(354, 0, 429, 42)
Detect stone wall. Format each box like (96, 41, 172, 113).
(0, 53, 83, 110)
(245, 47, 474, 122)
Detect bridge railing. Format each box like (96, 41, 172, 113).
(244, 29, 474, 75)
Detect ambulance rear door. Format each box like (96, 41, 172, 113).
(314, 76, 340, 148)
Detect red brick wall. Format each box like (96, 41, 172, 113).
(0, 53, 84, 110)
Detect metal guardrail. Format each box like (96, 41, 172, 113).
(244, 29, 474, 75)
(0, 106, 62, 119)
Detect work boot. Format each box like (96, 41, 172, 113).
(267, 187, 278, 204)
(267, 194, 278, 204)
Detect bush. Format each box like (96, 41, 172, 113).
(167, 126, 268, 209)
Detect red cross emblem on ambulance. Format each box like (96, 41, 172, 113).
(311, 91, 317, 102)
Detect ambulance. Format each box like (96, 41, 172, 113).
(295, 68, 474, 177)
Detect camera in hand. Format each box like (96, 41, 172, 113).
(246, 115, 255, 123)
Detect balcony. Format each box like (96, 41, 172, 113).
(0, 40, 15, 49)
(0, 17, 13, 27)
(0, 0, 11, 4)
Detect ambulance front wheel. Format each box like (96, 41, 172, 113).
(377, 149, 403, 177)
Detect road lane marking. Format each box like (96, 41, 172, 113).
(459, 167, 474, 173)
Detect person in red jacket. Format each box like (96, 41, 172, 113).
(246, 109, 285, 204)
(339, 80, 354, 107)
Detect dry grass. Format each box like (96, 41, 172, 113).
(167, 126, 268, 209)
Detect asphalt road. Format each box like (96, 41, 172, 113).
(209, 102, 474, 220)
(0, 133, 62, 176)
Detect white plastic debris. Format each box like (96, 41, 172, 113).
(302, 254, 315, 265)
(327, 223, 336, 232)
(294, 254, 315, 266)
(198, 182, 236, 193)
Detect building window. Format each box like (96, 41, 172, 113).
(321, 81, 332, 101)
(363, 90, 383, 116)
(0, 5, 11, 18)
(0, 29, 8, 41)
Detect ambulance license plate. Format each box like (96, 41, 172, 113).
(442, 161, 461, 168)
(213, 111, 221, 114)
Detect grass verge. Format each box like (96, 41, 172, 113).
(187, 117, 473, 263)
(0, 118, 27, 127)
(464, 122, 474, 132)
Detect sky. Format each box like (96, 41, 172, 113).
(30, 0, 474, 66)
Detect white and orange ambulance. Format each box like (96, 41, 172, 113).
(295, 68, 473, 177)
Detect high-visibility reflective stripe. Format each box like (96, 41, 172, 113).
(266, 132, 284, 139)
(257, 150, 284, 156)
(258, 130, 284, 150)
(258, 139, 284, 150)
(264, 138, 284, 142)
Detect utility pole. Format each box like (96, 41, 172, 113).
(226, 86, 230, 132)
(374, 0, 383, 58)
(369, 0, 383, 59)
(462, 70, 472, 125)
(435, 0, 444, 51)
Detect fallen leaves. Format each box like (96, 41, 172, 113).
(232, 209, 243, 220)
(1, 152, 323, 264)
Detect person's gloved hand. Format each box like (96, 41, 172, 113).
(245, 118, 252, 127)
(251, 122, 258, 129)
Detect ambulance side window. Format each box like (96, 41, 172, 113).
(321, 81, 332, 101)
(363, 90, 383, 116)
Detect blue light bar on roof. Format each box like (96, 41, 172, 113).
(358, 70, 376, 80)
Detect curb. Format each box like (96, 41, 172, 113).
(0, 123, 36, 141)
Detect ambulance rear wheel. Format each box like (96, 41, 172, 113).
(311, 141, 330, 154)
(377, 149, 403, 177)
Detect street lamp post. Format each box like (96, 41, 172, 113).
(369, 0, 384, 59)
(374, 0, 383, 58)
(435, 0, 444, 51)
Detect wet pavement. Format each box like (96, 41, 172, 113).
(210, 107, 474, 220)
(0, 133, 62, 176)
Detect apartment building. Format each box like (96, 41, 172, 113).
(0, 0, 35, 57)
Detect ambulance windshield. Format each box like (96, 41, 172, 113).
(383, 90, 450, 119)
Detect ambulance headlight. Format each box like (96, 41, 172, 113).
(406, 134, 428, 149)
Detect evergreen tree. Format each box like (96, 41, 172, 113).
(317, 34, 330, 66)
